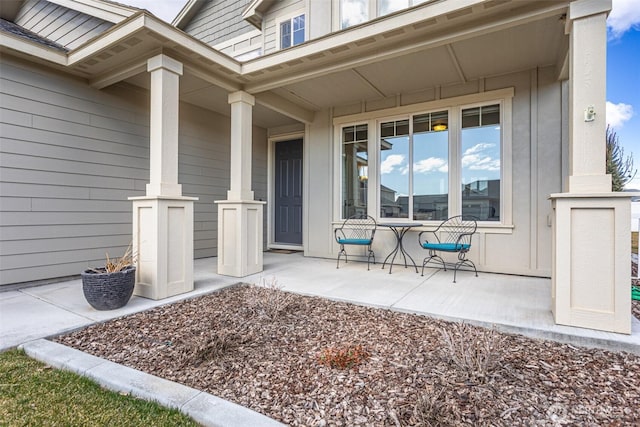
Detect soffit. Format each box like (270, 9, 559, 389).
(269, 13, 566, 109)
(240, 0, 569, 93)
(124, 69, 297, 128)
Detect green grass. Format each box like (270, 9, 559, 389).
(0, 349, 199, 427)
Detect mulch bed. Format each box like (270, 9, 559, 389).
(56, 283, 640, 426)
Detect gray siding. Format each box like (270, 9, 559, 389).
(0, 56, 267, 286)
(263, 0, 306, 54)
(15, 0, 113, 50)
(183, 0, 256, 47)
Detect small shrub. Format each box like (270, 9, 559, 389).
(245, 277, 294, 320)
(414, 382, 461, 427)
(439, 322, 506, 381)
(317, 344, 370, 369)
(180, 331, 242, 366)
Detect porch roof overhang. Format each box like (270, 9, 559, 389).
(0, 0, 571, 128)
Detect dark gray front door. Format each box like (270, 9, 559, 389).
(274, 139, 303, 245)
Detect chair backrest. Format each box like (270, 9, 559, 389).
(438, 215, 477, 246)
(339, 214, 377, 241)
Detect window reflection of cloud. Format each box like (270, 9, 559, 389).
(342, 0, 368, 27)
(380, 154, 405, 174)
(414, 157, 448, 173)
(462, 143, 500, 171)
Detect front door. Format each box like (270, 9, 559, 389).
(274, 139, 303, 245)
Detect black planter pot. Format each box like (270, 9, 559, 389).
(81, 266, 136, 310)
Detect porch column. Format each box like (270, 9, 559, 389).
(129, 54, 197, 300)
(551, 0, 631, 333)
(215, 91, 265, 277)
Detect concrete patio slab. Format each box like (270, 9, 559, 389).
(2, 251, 640, 426)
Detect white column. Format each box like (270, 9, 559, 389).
(215, 91, 265, 277)
(227, 91, 255, 201)
(146, 54, 183, 197)
(551, 0, 631, 334)
(566, 0, 611, 193)
(129, 54, 197, 300)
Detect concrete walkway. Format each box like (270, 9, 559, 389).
(2, 252, 640, 425)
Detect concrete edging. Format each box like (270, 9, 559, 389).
(19, 339, 284, 427)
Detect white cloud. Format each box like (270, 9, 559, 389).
(608, 0, 640, 38)
(606, 101, 634, 128)
(380, 154, 405, 174)
(463, 143, 496, 156)
(461, 143, 500, 171)
(414, 157, 448, 174)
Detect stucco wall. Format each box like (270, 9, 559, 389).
(0, 55, 267, 286)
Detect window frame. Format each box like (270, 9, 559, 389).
(276, 10, 306, 50)
(333, 88, 513, 231)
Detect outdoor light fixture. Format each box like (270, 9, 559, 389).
(433, 123, 447, 131)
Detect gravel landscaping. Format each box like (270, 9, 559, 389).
(56, 281, 640, 426)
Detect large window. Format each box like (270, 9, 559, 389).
(341, 124, 369, 218)
(340, 0, 432, 28)
(280, 14, 305, 49)
(461, 104, 501, 221)
(379, 111, 449, 219)
(338, 100, 503, 222)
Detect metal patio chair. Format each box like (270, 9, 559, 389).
(418, 215, 478, 282)
(334, 214, 377, 270)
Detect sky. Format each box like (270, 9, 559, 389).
(128, 0, 640, 188)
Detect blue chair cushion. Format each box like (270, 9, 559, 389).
(422, 243, 470, 252)
(338, 238, 372, 245)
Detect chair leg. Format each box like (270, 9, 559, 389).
(336, 246, 347, 269)
(366, 245, 374, 271)
(452, 252, 477, 283)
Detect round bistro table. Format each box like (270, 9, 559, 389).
(378, 222, 422, 274)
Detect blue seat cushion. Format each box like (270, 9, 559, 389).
(338, 238, 372, 245)
(422, 243, 470, 252)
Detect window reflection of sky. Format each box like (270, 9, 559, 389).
(461, 126, 501, 185)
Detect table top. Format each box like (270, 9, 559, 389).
(378, 222, 423, 228)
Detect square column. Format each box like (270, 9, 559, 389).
(551, 194, 631, 334)
(129, 54, 197, 300)
(566, 0, 611, 193)
(216, 200, 264, 277)
(551, 0, 631, 334)
(216, 91, 265, 277)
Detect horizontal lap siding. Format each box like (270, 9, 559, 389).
(183, 0, 255, 47)
(15, 0, 114, 50)
(0, 58, 147, 285)
(0, 57, 267, 286)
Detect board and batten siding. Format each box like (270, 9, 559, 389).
(183, 0, 256, 48)
(15, 0, 114, 50)
(0, 56, 267, 286)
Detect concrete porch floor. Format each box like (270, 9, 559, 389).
(1, 252, 639, 354)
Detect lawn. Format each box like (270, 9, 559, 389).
(0, 349, 198, 427)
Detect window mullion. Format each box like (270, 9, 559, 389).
(449, 107, 461, 217)
(408, 115, 414, 220)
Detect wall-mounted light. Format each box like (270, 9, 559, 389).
(433, 123, 447, 131)
(584, 105, 596, 122)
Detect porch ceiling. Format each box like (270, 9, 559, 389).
(270, 15, 566, 110)
(124, 71, 298, 129)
